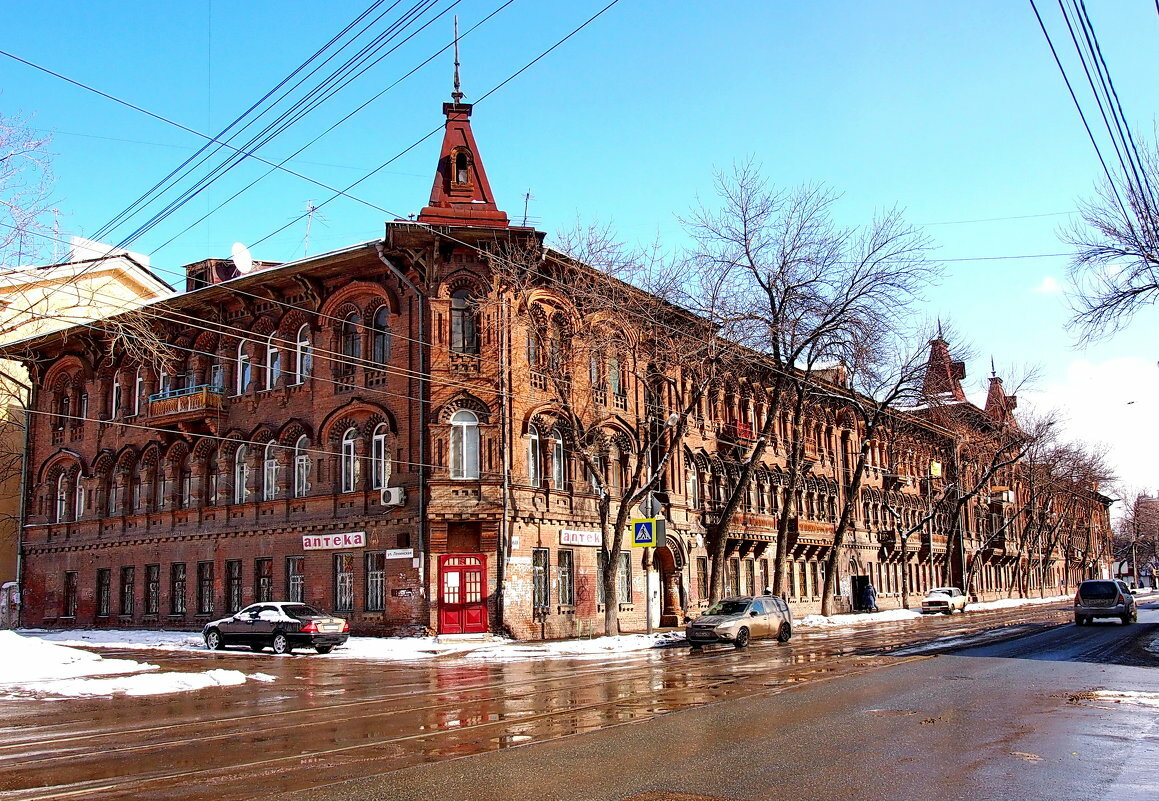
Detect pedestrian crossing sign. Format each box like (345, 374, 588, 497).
(631, 518, 658, 548)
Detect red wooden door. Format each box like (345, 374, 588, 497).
(438, 554, 488, 634)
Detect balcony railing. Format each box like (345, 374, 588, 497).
(147, 385, 225, 423)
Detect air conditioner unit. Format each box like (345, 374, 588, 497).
(380, 487, 407, 507)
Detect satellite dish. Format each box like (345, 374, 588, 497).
(231, 242, 254, 274)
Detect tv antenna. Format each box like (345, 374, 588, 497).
(521, 189, 533, 227)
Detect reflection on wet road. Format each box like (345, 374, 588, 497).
(0, 599, 1146, 800)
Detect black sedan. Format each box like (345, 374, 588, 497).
(203, 602, 349, 654)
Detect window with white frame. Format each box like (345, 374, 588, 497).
(111, 377, 122, 418)
(551, 428, 566, 488)
(265, 333, 282, 389)
(262, 441, 278, 501)
(236, 341, 251, 395)
(74, 473, 84, 519)
(55, 473, 67, 522)
(133, 367, 145, 415)
(371, 424, 390, 489)
(371, 307, 391, 364)
(295, 325, 312, 383)
(527, 424, 541, 486)
(340, 428, 358, 492)
(293, 435, 310, 497)
(233, 444, 250, 504)
(449, 410, 480, 479)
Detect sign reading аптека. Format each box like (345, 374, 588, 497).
(303, 532, 366, 550)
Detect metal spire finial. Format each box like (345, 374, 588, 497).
(451, 16, 464, 103)
(936, 317, 943, 340)
(990, 356, 996, 378)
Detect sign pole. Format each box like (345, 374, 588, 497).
(645, 546, 653, 635)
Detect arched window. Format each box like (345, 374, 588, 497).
(687, 464, 700, 509)
(608, 356, 622, 396)
(263, 441, 278, 501)
(341, 313, 361, 365)
(551, 428, 566, 488)
(133, 367, 145, 415)
(74, 473, 85, 519)
(236, 341, 251, 395)
(450, 290, 477, 354)
(233, 444, 249, 504)
(111, 377, 123, 418)
(371, 424, 390, 489)
(55, 473, 68, 523)
(454, 149, 470, 184)
(265, 333, 282, 389)
(295, 325, 312, 383)
(526, 331, 540, 368)
(340, 428, 358, 492)
(293, 435, 311, 498)
(449, 410, 480, 479)
(56, 393, 70, 430)
(527, 424, 541, 486)
(371, 307, 391, 365)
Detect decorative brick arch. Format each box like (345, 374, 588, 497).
(318, 400, 394, 444)
(36, 450, 86, 485)
(436, 393, 491, 424)
(319, 280, 395, 321)
(277, 419, 313, 446)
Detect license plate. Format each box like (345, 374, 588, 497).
(320, 624, 341, 632)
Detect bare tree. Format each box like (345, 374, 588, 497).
(1114, 490, 1159, 588)
(1064, 136, 1159, 342)
(681, 161, 938, 603)
(488, 228, 719, 635)
(1, 113, 53, 270)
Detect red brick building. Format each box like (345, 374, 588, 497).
(8, 93, 1113, 639)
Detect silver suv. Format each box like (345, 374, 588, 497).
(1074, 579, 1137, 626)
(686, 595, 792, 649)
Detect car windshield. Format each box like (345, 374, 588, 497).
(928, 588, 954, 595)
(704, 600, 750, 616)
(282, 604, 325, 619)
(1078, 582, 1117, 600)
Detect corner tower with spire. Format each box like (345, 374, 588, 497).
(415, 22, 510, 229)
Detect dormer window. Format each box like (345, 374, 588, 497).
(452, 148, 472, 186)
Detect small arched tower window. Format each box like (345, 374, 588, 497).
(453, 148, 472, 186)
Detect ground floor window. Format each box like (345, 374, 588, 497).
(120, 566, 134, 616)
(729, 558, 741, 597)
(63, 571, 78, 617)
(171, 563, 186, 615)
(197, 561, 214, 615)
(225, 560, 242, 612)
(745, 559, 756, 596)
(334, 554, 354, 612)
(696, 556, 708, 600)
(558, 549, 574, 606)
(255, 558, 273, 603)
(287, 556, 304, 603)
(366, 552, 385, 611)
(760, 559, 770, 595)
(144, 564, 159, 615)
(96, 568, 110, 617)
(617, 551, 632, 604)
(532, 548, 549, 610)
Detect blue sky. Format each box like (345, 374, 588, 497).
(1, 1, 1155, 492)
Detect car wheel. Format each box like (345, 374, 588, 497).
(776, 622, 792, 643)
(1074, 615, 1083, 626)
(1121, 614, 1132, 625)
(271, 632, 293, 655)
(943, 608, 953, 615)
(960, 604, 967, 613)
(205, 629, 224, 650)
(689, 643, 703, 651)
(734, 627, 750, 649)
(315, 646, 333, 655)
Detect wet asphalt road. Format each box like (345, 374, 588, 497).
(1, 597, 1156, 801)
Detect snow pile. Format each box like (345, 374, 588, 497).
(1088, 690, 1159, 708)
(464, 631, 686, 661)
(0, 631, 268, 699)
(796, 593, 1074, 629)
(29, 628, 205, 651)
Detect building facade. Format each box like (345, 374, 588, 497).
(8, 96, 1114, 639)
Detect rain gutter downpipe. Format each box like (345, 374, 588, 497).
(374, 244, 429, 618)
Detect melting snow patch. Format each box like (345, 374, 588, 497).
(1088, 691, 1159, 708)
(0, 631, 266, 698)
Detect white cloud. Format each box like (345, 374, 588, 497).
(1032, 276, 1062, 294)
(1021, 356, 1159, 499)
